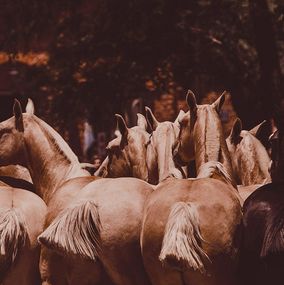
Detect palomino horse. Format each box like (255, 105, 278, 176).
(96, 110, 186, 184)
(0, 100, 152, 285)
(0, 101, 46, 284)
(239, 111, 284, 285)
(226, 118, 271, 202)
(95, 113, 150, 180)
(141, 91, 242, 285)
(145, 107, 186, 184)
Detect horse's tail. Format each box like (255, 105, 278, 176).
(261, 205, 284, 258)
(159, 202, 209, 273)
(0, 208, 27, 278)
(38, 200, 101, 260)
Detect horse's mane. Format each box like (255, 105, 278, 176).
(196, 107, 222, 163)
(32, 116, 79, 164)
(197, 161, 234, 187)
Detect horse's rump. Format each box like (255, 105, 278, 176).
(261, 204, 284, 258)
(0, 208, 27, 280)
(38, 200, 101, 260)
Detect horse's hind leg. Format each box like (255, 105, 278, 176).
(68, 259, 114, 285)
(39, 247, 68, 285)
(3, 245, 41, 285)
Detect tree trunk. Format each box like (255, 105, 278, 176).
(249, 0, 283, 121)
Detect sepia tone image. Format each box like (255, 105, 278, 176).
(0, 1, 283, 284)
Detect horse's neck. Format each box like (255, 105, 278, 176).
(151, 126, 183, 183)
(24, 118, 89, 203)
(238, 135, 271, 185)
(194, 113, 235, 183)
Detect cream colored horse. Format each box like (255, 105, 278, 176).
(141, 91, 242, 285)
(145, 108, 186, 184)
(0, 101, 46, 284)
(95, 113, 150, 180)
(226, 118, 271, 202)
(0, 100, 152, 285)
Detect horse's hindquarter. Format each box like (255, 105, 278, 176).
(50, 177, 153, 285)
(240, 184, 284, 285)
(141, 178, 242, 284)
(0, 187, 47, 285)
(83, 178, 153, 285)
(0, 187, 47, 245)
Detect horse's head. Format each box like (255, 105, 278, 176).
(173, 90, 226, 165)
(96, 114, 150, 181)
(0, 99, 34, 167)
(145, 107, 185, 184)
(226, 118, 271, 185)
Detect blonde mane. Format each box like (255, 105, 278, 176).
(195, 106, 223, 164)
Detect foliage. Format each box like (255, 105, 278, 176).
(0, 0, 283, 154)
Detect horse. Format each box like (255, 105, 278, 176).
(95, 113, 150, 180)
(0, 100, 47, 284)
(97, 110, 187, 185)
(0, 99, 152, 285)
(145, 107, 186, 184)
(140, 90, 242, 285)
(239, 111, 284, 285)
(226, 118, 271, 202)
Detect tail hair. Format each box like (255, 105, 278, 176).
(38, 200, 101, 260)
(0, 208, 27, 278)
(159, 202, 210, 273)
(261, 205, 284, 258)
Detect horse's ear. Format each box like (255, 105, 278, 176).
(26, 98, 35, 114)
(229, 118, 242, 144)
(212, 91, 226, 113)
(94, 157, 109, 177)
(174, 110, 185, 125)
(137, 113, 148, 131)
(186, 90, 197, 115)
(115, 114, 128, 137)
(106, 137, 121, 150)
(249, 120, 266, 139)
(145, 106, 159, 132)
(13, 99, 24, 132)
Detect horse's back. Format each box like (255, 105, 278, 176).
(240, 183, 284, 285)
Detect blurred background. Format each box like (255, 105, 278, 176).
(0, 0, 283, 161)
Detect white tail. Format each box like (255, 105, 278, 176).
(38, 200, 101, 260)
(159, 202, 209, 272)
(0, 209, 27, 279)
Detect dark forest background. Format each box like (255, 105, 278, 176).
(0, 0, 283, 159)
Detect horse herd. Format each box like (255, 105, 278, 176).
(0, 91, 283, 285)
